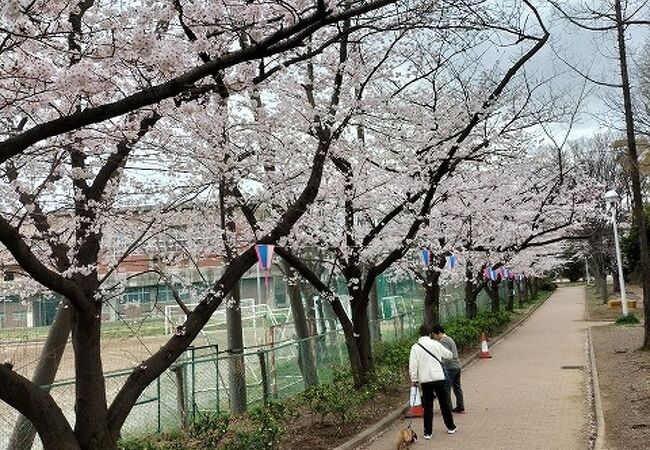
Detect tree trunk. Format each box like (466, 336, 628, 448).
(614, 0, 650, 348)
(72, 306, 113, 450)
(612, 269, 620, 293)
(488, 280, 500, 313)
(592, 259, 608, 303)
(321, 296, 338, 334)
(343, 328, 367, 387)
(226, 283, 247, 414)
(516, 279, 524, 308)
(171, 365, 187, 428)
(8, 302, 73, 450)
(505, 279, 515, 312)
(531, 278, 539, 299)
(369, 281, 382, 342)
(423, 271, 441, 326)
(302, 283, 318, 334)
(282, 262, 318, 387)
(523, 278, 531, 303)
(465, 276, 478, 319)
(351, 298, 374, 376)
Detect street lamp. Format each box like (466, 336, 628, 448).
(604, 190, 628, 317)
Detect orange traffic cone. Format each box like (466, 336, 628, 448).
(406, 405, 424, 418)
(480, 332, 492, 358)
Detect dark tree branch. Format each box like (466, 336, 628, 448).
(0, 215, 88, 312)
(107, 97, 333, 435)
(0, 0, 397, 164)
(0, 363, 80, 450)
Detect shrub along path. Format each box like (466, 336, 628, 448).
(358, 286, 590, 450)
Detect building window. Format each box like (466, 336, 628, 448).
(152, 285, 190, 303)
(120, 287, 150, 305)
(3, 295, 20, 304)
(274, 277, 287, 308)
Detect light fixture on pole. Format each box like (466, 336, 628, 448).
(604, 190, 629, 317)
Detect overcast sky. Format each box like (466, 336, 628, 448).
(528, 1, 649, 140)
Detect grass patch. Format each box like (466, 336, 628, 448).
(615, 313, 641, 325)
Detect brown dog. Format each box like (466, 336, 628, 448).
(396, 425, 418, 450)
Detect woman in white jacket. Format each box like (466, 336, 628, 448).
(409, 324, 457, 439)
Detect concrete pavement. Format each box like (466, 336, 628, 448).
(358, 286, 589, 450)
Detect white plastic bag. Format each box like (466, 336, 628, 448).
(409, 385, 421, 407)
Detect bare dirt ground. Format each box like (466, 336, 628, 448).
(586, 284, 645, 322)
(0, 330, 231, 380)
(280, 386, 406, 450)
(592, 324, 650, 450)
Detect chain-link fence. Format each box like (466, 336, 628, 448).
(1, 282, 495, 449)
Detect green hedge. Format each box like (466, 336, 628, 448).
(118, 403, 294, 450)
(443, 310, 511, 350)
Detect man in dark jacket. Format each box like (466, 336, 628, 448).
(432, 324, 465, 413)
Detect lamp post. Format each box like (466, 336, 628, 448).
(604, 190, 628, 317)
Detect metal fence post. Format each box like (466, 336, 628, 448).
(393, 315, 398, 340)
(258, 350, 269, 404)
(157, 376, 161, 433)
(190, 346, 196, 422)
(214, 344, 219, 413)
(399, 313, 404, 339)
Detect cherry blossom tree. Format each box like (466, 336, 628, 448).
(0, 1, 415, 449)
(271, 0, 551, 387)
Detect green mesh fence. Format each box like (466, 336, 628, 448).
(1, 280, 499, 449)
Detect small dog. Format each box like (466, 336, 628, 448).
(396, 423, 418, 450)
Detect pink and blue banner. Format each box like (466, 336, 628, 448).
(420, 249, 432, 268)
(255, 244, 275, 270)
(255, 244, 275, 286)
(484, 267, 498, 281)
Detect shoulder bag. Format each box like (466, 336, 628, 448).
(417, 342, 450, 382)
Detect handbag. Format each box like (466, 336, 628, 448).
(417, 343, 451, 382)
(409, 385, 422, 407)
(406, 385, 424, 418)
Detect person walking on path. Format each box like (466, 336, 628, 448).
(432, 324, 465, 414)
(409, 324, 457, 439)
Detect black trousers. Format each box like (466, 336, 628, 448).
(445, 367, 465, 410)
(420, 380, 456, 435)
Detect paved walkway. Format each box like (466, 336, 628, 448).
(359, 286, 589, 450)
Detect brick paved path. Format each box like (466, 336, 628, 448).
(359, 286, 588, 450)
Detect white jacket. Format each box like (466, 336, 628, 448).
(409, 336, 453, 383)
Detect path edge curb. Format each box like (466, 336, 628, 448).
(588, 326, 606, 450)
(333, 290, 554, 450)
(331, 405, 410, 450)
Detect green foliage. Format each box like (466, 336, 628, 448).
(118, 435, 184, 450)
(443, 311, 511, 350)
(615, 313, 641, 325)
(224, 402, 294, 450)
(300, 353, 407, 428)
(373, 333, 416, 371)
(368, 364, 403, 393)
(301, 373, 363, 425)
(538, 278, 557, 292)
(561, 259, 585, 282)
(188, 411, 230, 448)
(118, 405, 292, 450)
